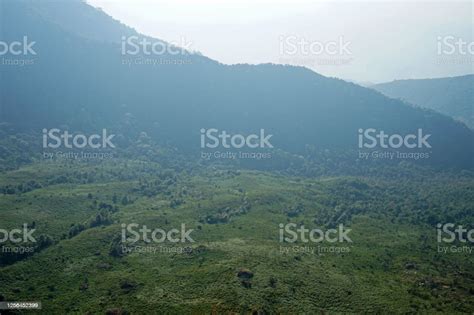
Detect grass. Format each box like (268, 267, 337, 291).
(0, 161, 473, 313)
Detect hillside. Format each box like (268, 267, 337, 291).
(372, 75, 474, 129)
(0, 0, 473, 314)
(0, 0, 472, 169)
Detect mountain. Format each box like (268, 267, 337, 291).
(1, 1, 473, 313)
(372, 75, 474, 129)
(0, 0, 473, 171)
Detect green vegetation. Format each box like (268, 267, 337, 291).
(0, 1, 473, 313)
(0, 159, 472, 313)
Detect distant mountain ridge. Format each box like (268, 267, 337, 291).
(0, 0, 472, 170)
(372, 75, 474, 129)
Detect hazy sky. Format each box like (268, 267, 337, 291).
(87, 0, 473, 83)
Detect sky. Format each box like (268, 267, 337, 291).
(87, 0, 473, 83)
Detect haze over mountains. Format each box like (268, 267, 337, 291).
(1, 0, 473, 170)
(372, 75, 474, 130)
(86, 0, 473, 83)
(1, 1, 473, 313)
